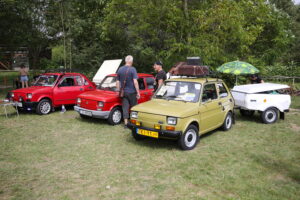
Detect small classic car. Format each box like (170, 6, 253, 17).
(231, 83, 291, 124)
(128, 78, 235, 150)
(10, 73, 96, 114)
(74, 73, 155, 125)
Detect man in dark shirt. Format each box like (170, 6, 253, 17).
(153, 61, 166, 91)
(249, 74, 264, 84)
(116, 55, 140, 126)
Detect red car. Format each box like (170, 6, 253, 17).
(10, 73, 96, 114)
(74, 73, 155, 125)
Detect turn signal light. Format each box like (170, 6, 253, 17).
(130, 119, 137, 124)
(154, 124, 161, 129)
(166, 126, 175, 131)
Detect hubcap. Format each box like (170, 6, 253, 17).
(265, 110, 276, 122)
(226, 115, 232, 128)
(40, 102, 51, 114)
(112, 110, 122, 123)
(184, 129, 197, 148)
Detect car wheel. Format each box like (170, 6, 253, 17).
(36, 99, 52, 115)
(132, 128, 146, 140)
(240, 109, 255, 117)
(178, 125, 199, 150)
(108, 107, 122, 125)
(261, 107, 278, 124)
(222, 112, 233, 131)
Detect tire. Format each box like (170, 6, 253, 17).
(261, 107, 278, 124)
(36, 99, 52, 115)
(108, 107, 122, 125)
(240, 109, 255, 117)
(222, 112, 233, 131)
(178, 125, 199, 150)
(131, 128, 146, 140)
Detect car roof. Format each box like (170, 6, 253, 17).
(167, 77, 223, 83)
(107, 73, 153, 77)
(41, 72, 84, 76)
(231, 83, 290, 94)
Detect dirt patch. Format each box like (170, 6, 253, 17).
(290, 123, 300, 132)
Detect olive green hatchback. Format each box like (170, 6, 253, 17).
(128, 78, 235, 150)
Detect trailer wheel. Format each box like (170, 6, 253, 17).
(261, 107, 278, 124)
(240, 109, 255, 117)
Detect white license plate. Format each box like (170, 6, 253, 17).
(79, 110, 92, 116)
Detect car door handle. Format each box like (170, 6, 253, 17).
(80, 88, 83, 91)
(144, 92, 148, 95)
(88, 86, 93, 89)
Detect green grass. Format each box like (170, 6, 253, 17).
(0, 93, 300, 200)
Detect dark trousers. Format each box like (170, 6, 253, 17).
(122, 92, 137, 119)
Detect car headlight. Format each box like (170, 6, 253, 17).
(131, 111, 138, 119)
(77, 98, 81, 103)
(167, 117, 177, 125)
(11, 93, 14, 97)
(98, 101, 104, 107)
(27, 93, 32, 99)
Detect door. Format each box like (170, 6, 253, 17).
(53, 76, 84, 106)
(143, 77, 155, 101)
(198, 83, 224, 132)
(138, 78, 147, 103)
(75, 75, 94, 92)
(216, 82, 232, 118)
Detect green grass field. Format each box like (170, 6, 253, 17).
(0, 90, 299, 200)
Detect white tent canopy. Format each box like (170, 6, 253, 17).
(92, 59, 122, 85)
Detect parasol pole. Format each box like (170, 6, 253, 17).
(235, 75, 238, 85)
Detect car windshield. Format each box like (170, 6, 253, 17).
(154, 81, 201, 102)
(33, 75, 58, 86)
(98, 76, 117, 91)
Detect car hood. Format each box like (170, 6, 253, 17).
(12, 86, 52, 94)
(78, 89, 119, 102)
(132, 99, 199, 118)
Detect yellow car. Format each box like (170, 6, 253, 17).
(128, 78, 235, 150)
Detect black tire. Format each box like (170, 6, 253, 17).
(131, 128, 146, 140)
(222, 112, 233, 131)
(108, 107, 123, 125)
(36, 99, 52, 115)
(261, 107, 278, 124)
(178, 125, 199, 150)
(240, 109, 255, 117)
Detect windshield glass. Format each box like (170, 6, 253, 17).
(98, 76, 117, 91)
(154, 81, 201, 102)
(33, 75, 58, 86)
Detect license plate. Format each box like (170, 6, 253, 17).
(79, 110, 92, 116)
(137, 128, 158, 138)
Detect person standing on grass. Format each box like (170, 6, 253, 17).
(116, 55, 140, 127)
(19, 64, 29, 88)
(153, 61, 166, 91)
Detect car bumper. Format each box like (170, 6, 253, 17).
(74, 106, 110, 119)
(127, 122, 182, 139)
(15, 101, 38, 111)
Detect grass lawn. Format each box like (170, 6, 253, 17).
(0, 89, 299, 200)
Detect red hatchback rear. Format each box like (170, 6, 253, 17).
(74, 73, 155, 125)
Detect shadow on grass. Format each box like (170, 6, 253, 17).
(74, 114, 108, 125)
(235, 113, 262, 123)
(251, 154, 300, 184)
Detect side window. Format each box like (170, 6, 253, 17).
(75, 76, 84, 86)
(146, 78, 155, 89)
(59, 77, 75, 87)
(138, 78, 145, 90)
(202, 84, 218, 102)
(217, 83, 228, 98)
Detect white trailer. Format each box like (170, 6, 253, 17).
(231, 83, 291, 124)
